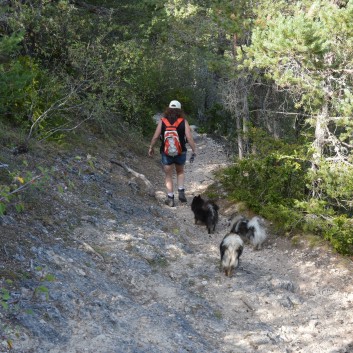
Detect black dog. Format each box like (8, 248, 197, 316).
(191, 195, 219, 234)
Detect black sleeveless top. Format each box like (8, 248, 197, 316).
(160, 118, 187, 154)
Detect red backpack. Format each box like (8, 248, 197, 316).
(161, 117, 184, 156)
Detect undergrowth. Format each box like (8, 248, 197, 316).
(217, 128, 353, 255)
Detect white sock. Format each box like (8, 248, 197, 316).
(168, 193, 174, 198)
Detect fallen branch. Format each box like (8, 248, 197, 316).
(241, 297, 255, 311)
(74, 239, 105, 262)
(110, 159, 154, 193)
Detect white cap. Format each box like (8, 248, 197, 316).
(169, 100, 181, 109)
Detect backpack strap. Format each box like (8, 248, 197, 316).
(161, 117, 170, 127)
(162, 117, 184, 129)
(173, 117, 184, 128)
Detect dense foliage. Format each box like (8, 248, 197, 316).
(220, 129, 353, 254)
(1, 0, 352, 254)
(231, 0, 353, 254)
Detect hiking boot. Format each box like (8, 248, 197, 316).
(178, 189, 187, 203)
(165, 195, 175, 207)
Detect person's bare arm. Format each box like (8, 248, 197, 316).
(148, 120, 162, 156)
(185, 120, 196, 154)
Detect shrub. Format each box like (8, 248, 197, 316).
(218, 128, 353, 255)
(219, 129, 308, 215)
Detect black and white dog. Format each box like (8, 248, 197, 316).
(229, 214, 248, 235)
(191, 195, 219, 234)
(229, 214, 268, 250)
(220, 233, 244, 277)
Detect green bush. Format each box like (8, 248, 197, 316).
(306, 161, 353, 215)
(218, 128, 353, 255)
(294, 200, 353, 255)
(328, 217, 353, 255)
(0, 32, 67, 139)
(219, 129, 307, 213)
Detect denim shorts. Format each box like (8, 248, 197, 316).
(161, 152, 187, 166)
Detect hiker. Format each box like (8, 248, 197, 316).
(148, 100, 196, 207)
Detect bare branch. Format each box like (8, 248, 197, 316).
(27, 90, 77, 141)
(249, 109, 312, 117)
(341, 141, 353, 149)
(324, 126, 353, 166)
(38, 116, 92, 142)
(0, 175, 42, 202)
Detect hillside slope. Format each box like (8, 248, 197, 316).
(1, 131, 353, 353)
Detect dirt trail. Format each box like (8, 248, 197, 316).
(161, 133, 353, 353)
(2, 132, 353, 353)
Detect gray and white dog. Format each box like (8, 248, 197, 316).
(229, 214, 268, 250)
(220, 233, 244, 277)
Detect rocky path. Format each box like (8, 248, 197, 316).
(2, 133, 353, 353)
(158, 134, 353, 353)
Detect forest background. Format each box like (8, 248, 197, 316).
(1, 0, 353, 255)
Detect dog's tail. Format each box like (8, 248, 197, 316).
(247, 216, 267, 248)
(212, 202, 219, 211)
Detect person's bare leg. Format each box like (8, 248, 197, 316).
(163, 164, 175, 206)
(175, 164, 185, 189)
(164, 164, 174, 194)
(176, 164, 187, 202)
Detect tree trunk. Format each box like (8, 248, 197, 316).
(236, 114, 243, 159)
(310, 100, 328, 198)
(242, 93, 250, 155)
(313, 100, 328, 164)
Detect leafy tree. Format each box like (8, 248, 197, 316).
(1, 0, 230, 137)
(0, 32, 34, 124)
(241, 0, 353, 163)
(219, 0, 353, 254)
